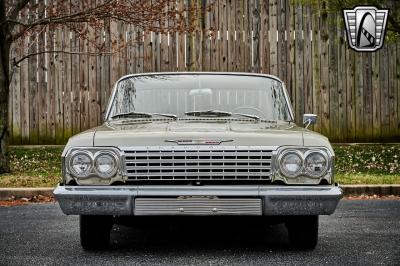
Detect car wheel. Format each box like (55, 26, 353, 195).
(80, 215, 113, 250)
(285, 215, 319, 249)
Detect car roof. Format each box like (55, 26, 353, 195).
(116, 72, 284, 84)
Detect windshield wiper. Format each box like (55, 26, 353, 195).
(111, 112, 177, 120)
(111, 111, 153, 119)
(184, 110, 232, 117)
(233, 113, 260, 121)
(152, 113, 178, 120)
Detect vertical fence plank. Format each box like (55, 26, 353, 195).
(397, 42, 400, 135)
(389, 43, 398, 139)
(259, 0, 269, 74)
(303, 3, 312, 116)
(55, 23, 64, 144)
(294, 4, 303, 125)
(37, 1, 47, 143)
(20, 13, 30, 144)
(337, 24, 347, 142)
(227, 0, 235, 71)
(79, 1, 89, 134)
(243, 0, 251, 72)
(236, 0, 244, 72)
(277, 0, 287, 83)
(328, 12, 338, 141)
(10, 38, 21, 144)
(311, 3, 320, 133)
(28, 1, 39, 144)
(319, 1, 329, 136)
(269, 0, 277, 76)
(372, 50, 381, 140)
(218, 0, 227, 71)
(380, 45, 390, 139)
(88, 0, 98, 129)
(202, 0, 211, 71)
(364, 52, 373, 141)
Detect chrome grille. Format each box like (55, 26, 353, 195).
(122, 146, 275, 181)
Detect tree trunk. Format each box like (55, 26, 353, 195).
(0, 0, 11, 173)
(0, 42, 10, 173)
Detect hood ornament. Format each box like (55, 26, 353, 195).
(165, 139, 233, 145)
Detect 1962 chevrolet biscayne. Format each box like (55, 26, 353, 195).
(54, 72, 342, 250)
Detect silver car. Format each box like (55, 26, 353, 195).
(54, 72, 342, 250)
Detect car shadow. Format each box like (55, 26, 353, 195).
(108, 217, 291, 252)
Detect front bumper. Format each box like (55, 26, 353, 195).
(54, 185, 342, 216)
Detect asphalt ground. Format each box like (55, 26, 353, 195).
(0, 200, 399, 266)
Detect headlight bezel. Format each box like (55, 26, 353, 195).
(64, 147, 122, 185)
(303, 150, 330, 178)
(93, 150, 119, 178)
(277, 149, 304, 178)
(68, 150, 94, 178)
(274, 146, 333, 184)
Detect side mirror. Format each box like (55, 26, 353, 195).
(303, 114, 317, 128)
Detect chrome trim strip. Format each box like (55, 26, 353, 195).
(104, 72, 290, 121)
(134, 197, 262, 216)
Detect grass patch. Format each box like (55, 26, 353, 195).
(0, 146, 63, 188)
(0, 144, 399, 187)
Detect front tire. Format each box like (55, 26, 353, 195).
(80, 215, 113, 250)
(285, 215, 319, 249)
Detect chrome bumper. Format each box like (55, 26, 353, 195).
(53, 185, 342, 216)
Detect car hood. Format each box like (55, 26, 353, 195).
(78, 119, 327, 148)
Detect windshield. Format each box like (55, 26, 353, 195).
(107, 74, 292, 121)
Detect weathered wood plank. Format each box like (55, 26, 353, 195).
(37, 0, 46, 143)
(79, 0, 89, 134)
(71, 36, 81, 135)
(380, 45, 390, 139)
(303, 3, 312, 117)
(88, 0, 98, 129)
(337, 24, 347, 142)
(54, 22, 64, 144)
(227, 0, 235, 71)
(311, 2, 320, 133)
(235, 0, 244, 72)
(28, 1, 39, 144)
(388, 43, 398, 139)
(277, 0, 287, 82)
(20, 25, 30, 144)
(372, 49, 381, 140)
(218, 0, 227, 71)
(363, 52, 373, 141)
(294, 4, 303, 125)
(63, 26, 72, 142)
(10, 37, 21, 144)
(319, 1, 329, 136)
(259, 0, 269, 74)
(328, 12, 338, 141)
(269, 0, 278, 76)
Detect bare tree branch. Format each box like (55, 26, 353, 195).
(8, 0, 29, 20)
(13, 50, 117, 66)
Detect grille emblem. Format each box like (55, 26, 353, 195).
(343, 6, 389, 52)
(165, 139, 233, 145)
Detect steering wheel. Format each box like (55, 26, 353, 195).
(231, 106, 266, 117)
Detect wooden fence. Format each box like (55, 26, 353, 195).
(8, 0, 400, 144)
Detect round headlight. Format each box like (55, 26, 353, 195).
(304, 151, 329, 177)
(94, 152, 118, 178)
(279, 151, 303, 177)
(69, 152, 93, 178)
